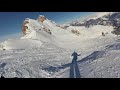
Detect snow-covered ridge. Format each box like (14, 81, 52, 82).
(0, 14, 116, 50)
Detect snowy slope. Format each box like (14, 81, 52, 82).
(0, 30, 118, 78)
(3, 39, 42, 50)
(1, 13, 120, 78)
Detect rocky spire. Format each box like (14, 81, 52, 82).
(22, 18, 30, 35)
(37, 15, 46, 22)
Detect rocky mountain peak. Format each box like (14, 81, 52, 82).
(37, 15, 46, 22)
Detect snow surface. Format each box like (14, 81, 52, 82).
(1, 13, 120, 78)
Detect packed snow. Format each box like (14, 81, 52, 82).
(0, 13, 120, 78)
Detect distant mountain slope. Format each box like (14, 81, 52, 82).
(68, 12, 120, 27)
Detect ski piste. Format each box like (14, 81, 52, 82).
(0, 12, 120, 78)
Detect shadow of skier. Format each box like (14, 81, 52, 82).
(70, 51, 81, 78)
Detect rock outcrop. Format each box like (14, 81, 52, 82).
(71, 29, 80, 36)
(37, 15, 46, 22)
(22, 16, 52, 36)
(43, 27, 52, 35)
(22, 18, 29, 35)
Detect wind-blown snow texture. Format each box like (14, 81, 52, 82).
(0, 12, 120, 78)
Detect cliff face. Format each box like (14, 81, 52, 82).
(22, 18, 29, 35)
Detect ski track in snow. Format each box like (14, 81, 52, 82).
(1, 36, 120, 78)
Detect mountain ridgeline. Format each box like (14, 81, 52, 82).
(0, 12, 120, 50)
(21, 12, 120, 38)
(69, 12, 120, 28)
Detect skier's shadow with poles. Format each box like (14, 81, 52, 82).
(70, 51, 81, 78)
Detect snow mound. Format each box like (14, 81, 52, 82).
(2, 39, 42, 50)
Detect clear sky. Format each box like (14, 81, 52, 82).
(0, 12, 94, 42)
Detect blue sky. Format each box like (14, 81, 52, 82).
(0, 12, 94, 42)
